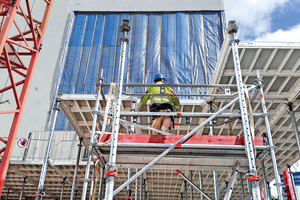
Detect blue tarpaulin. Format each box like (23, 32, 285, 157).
(55, 11, 225, 131)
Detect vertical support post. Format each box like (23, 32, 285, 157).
(288, 166, 298, 200)
(184, 180, 188, 200)
(228, 20, 261, 200)
(89, 162, 96, 200)
(19, 178, 26, 200)
(213, 171, 219, 200)
(104, 19, 130, 200)
(180, 193, 183, 200)
(283, 168, 296, 200)
(189, 171, 193, 200)
(135, 169, 139, 200)
(208, 102, 219, 200)
(5, 188, 10, 200)
(126, 168, 132, 199)
(35, 101, 60, 200)
(81, 70, 106, 200)
(143, 179, 146, 200)
(287, 102, 300, 156)
(131, 100, 137, 132)
(199, 171, 203, 200)
(60, 177, 67, 200)
(71, 139, 83, 200)
(256, 70, 282, 200)
(140, 173, 143, 200)
(260, 160, 270, 200)
(240, 172, 245, 200)
(97, 167, 105, 200)
(75, 190, 78, 200)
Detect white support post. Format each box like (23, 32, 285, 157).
(19, 178, 26, 200)
(104, 19, 130, 200)
(256, 70, 282, 200)
(287, 102, 300, 156)
(60, 177, 67, 200)
(228, 20, 261, 200)
(189, 171, 193, 200)
(89, 162, 96, 200)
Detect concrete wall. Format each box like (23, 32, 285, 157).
(0, 0, 224, 142)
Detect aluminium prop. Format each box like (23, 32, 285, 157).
(135, 169, 139, 200)
(89, 162, 96, 200)
(103, 19, 130, 200)
(102, 83, 242, 88)
(199, 171, 203, 200)
(239, 172, 245, 200)
(126, 168, 132, 199)
(35, 100, 60, 200)
(208, 102, 219, 200)
(260, 160, 270, 200)
(112, 88, 254, 196)
(256, 70, 283, 200)
(81, 70, 106, 200)
(189, 171, 193, 200)
(229, 20, 261, 200)
(71, 138, 83, 200)
(223, 163, 240, 200)
(19, 178, 26, 200)
(288, 166, 298, 200)
(60, 177, 67, 200)
(97, 167, 105, 200)
(184, 180, 188, 200)
(287, 102, 300, 157)
(176, 170, 211, 200)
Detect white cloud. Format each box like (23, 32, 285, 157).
(255, 24, 300, 42)
(224, 0, 290, 40)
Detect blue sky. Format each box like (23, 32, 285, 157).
(224, 0, 300, 41)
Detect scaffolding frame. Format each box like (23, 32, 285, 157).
(61, 20, 286, 200)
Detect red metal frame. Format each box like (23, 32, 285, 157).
(0, 0, 53, 194)
(283, 168, 296, 200)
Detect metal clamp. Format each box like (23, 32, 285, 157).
(106, 171, 117, 177)
(125, 196, 132, 199)
(248, 175, 261, 182)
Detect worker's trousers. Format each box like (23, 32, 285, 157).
(152, 109, 172, 135)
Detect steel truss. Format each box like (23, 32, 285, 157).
(60, 21, 285, 199)
(0, 0, 54, 195)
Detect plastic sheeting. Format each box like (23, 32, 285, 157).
(55, 11, 225, 131)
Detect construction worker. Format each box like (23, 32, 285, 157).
(135, 73, 180, 135)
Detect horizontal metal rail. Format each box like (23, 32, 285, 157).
(122, 92, 238, 97)
(102, 83, 248, 88)
(99, 111, 264, 118)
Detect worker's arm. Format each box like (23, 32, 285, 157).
(168, 87, 180, 111)
(135, 88, 150, 111)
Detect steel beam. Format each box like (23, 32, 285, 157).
(287, 102, 300, 156)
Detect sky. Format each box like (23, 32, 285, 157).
(224, 0, 300, 42)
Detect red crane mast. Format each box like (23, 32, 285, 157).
(0, 0, 54, 194)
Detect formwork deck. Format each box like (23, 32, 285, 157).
(2, 34, 300, 199)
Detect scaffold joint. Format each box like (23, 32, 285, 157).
(125, 196, 132, 199)
(35, 193, 42, 197)
(248, 175, 261, 182)
(106, 171, 117, 177)
(176, 143, 182, 148)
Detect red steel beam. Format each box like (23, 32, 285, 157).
(0, 0, 54, 195)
